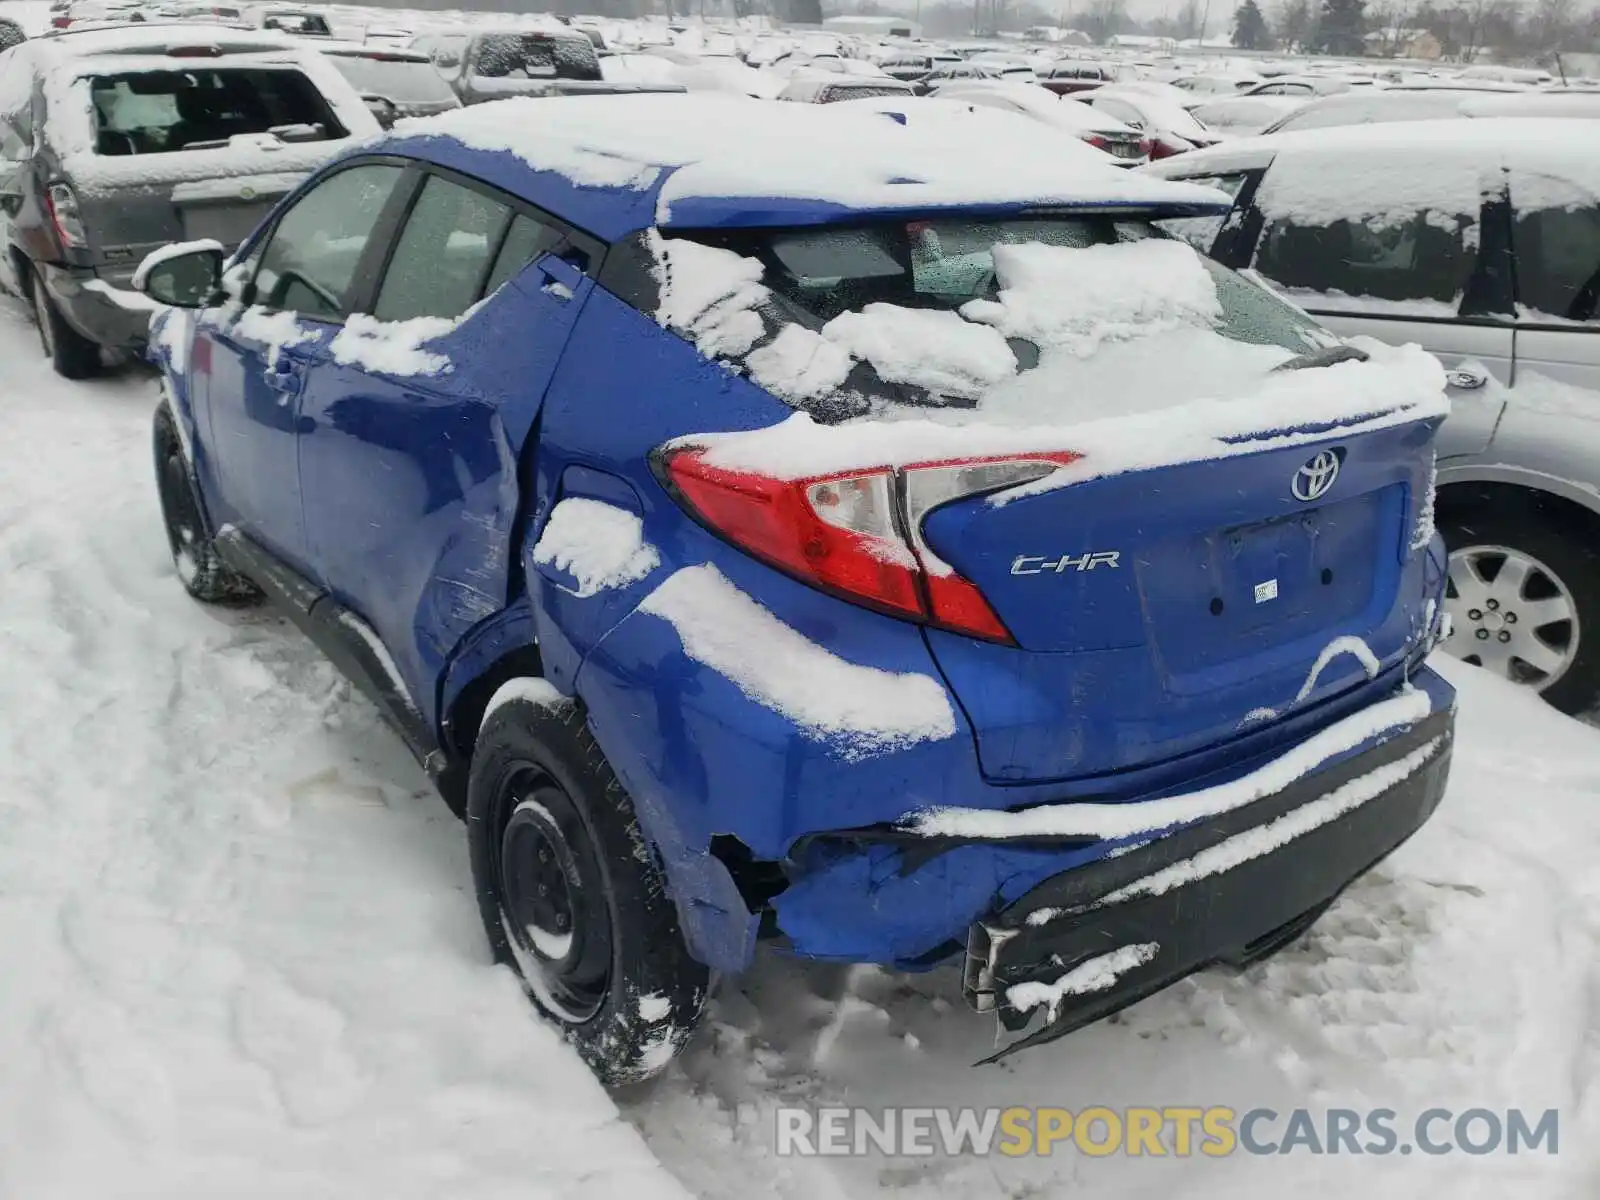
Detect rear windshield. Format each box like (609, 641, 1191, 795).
(822, 83, 912, 102)
(705, 216, 1327, 355)
(89, 68, 344, 155)
(328, 55, 456, 104)
(471, 34, 601, 82)
(261, 12, 331, 34)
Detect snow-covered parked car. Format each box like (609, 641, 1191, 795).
(317, 41, 460, 127)
(409, 26, 683, 106)
(136, 93, 1455, 1085)
(1146, 119, 1600, 712)
(932, 79, 1151, 165)
(0, 21, 379, 377)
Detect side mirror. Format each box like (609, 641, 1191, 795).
(134, 242, 223, 308)
(362, 94, 399, 128)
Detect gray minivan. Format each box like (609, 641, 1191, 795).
(1147, 119, 1600, 713)
(0, 22, 379, 377)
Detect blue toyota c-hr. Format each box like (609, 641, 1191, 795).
(139, 94, 1456, 1084)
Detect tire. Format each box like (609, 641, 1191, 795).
(1440, 506, 1600, 715)
(152, 404, 261, 606)
(467, 692, 709, 1086)
(31, 266, 102, 381)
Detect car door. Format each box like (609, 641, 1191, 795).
(295, 167, 596, 715)
(1507, 164, 1600, 390)
(1242, 152, 1512, 458)
(196, 160, 408, 572)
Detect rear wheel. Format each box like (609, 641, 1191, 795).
(31, 267, 102, 381)
(468, 691, 709, 1086)
(1440, 507, 1600, 714)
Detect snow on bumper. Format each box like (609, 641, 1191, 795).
(966, 685, 1453, 1062)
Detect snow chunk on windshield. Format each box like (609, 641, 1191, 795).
(746, 326, 855, 403)
(650, 232, 768, 358)
(639, 564, 957, 757)
(683, 338, 1448, 498)
(532, 498, 659, 597)
(822, 304, 1017, 402)
(960, 239, 1222, 357)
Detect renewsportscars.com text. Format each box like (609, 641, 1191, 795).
(775, 1106, 1559, 1158)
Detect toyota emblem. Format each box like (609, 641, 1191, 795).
(1292, 451, 1341, 502)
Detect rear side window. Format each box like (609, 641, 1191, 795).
(1511, 172, 1600, 323)
(89, 68, 344, 156)
(374, 174, 512, 322)
(254, 163, 404, 318)
(481, 213, 561, 295)
(1156, 173, 1248, 252)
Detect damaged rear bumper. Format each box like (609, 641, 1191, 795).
(963, 702, 1453, 1062)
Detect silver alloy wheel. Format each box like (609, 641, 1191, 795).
(1443, 543, 1580, 690)
(32, 279, 54, 358)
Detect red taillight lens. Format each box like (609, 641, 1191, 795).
(665, 450, 924, 620)
(1137, 138, 1154, 158)
(50, 14, 71, 26)
(45, 183, 87, 249)
(661, 447, 1083, 643)
(1084, 134, 1110, 152)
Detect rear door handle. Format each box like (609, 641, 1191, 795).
(536, 253, 583, 302)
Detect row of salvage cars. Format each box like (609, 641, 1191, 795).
(6, 18, 1588, 718)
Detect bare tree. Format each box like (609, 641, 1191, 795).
(1271, 0, 1315, 49)
(1369, 0, 1416, 54)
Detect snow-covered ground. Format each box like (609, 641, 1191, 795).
(3, 295, 1600, 1197)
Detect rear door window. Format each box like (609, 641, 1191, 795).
(89, 68, 344, 156)
(373, 173, 512, 322)
(252, 163, 405, 318)
(1510, 171, 1600, 323)
(481, 213, 562, 295)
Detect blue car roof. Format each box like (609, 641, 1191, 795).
(370, 94, 1232, 243)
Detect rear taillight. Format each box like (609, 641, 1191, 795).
(660, 447, 1081, 643)
(1137, 138, 1154, 158)
(50, 14, 71, 27)
(45, 183, 87, 249)
(1084, 134, 1110, 152)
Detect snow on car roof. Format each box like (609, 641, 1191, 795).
(29, 21, 289, 59)
(383, 92, 1232, 241)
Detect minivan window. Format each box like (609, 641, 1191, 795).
(89, 68, 343, 155)
(1254, 209, 1478, 308)
(374, 174, 511, 322)
(1156, 173, 1248, 251)
(1511, 174, 1600, 323)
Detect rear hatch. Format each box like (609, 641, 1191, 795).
(63, 62, 351, 282)
(919, 418, 1433, 783)
(657, 210, 1446, 787)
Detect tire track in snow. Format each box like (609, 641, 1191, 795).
(0, 306, 693, 1200)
